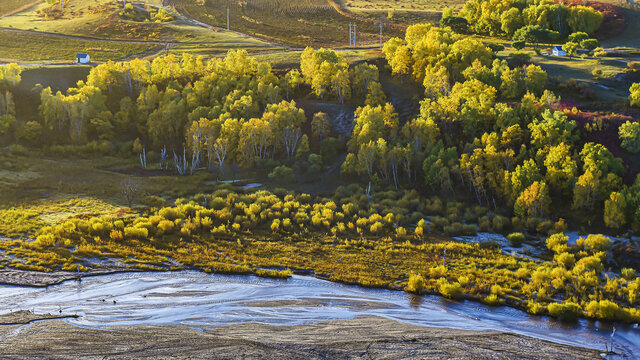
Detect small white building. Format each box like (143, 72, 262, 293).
(551, 46, 566, 57)
(76, 53, 90, 64)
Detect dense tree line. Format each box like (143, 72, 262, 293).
(1, 21, 639, 232)
(7, 51, 385, 177)
(358, 23, 640, 232)
(456, 0, 603, 39)
(0, 64, 21, 140)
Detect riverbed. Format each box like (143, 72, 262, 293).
(0, 271, 638, 358)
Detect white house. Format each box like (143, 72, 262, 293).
(76, 53, 90, 64)
(551, 46, 566, 57)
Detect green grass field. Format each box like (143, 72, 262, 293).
(0, 0, 38, 16)
(0, 29, 157, 62)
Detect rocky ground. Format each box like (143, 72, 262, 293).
(0, 312, 600, 359)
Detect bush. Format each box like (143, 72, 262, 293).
(110, 229, 123, 241)
(546, 233, 569, 253)
(492, 215, 509, 232)
(586, 300, 623, 321)
(159, 207, 180, 221)
(18, 121, 43, 145)
(579, 234, 611, 254)
(268, 165, 295, 183)
(444, 222, 464, 236)
(157, 220, 175, 233)
(439, 281, 463, 299)
(527, 302, 545, 315)
(621, 268, 637, 280)
(124, 226, 148, 239)
(0, 114, 16, 136)
(509, 52, 531, 66)
(405, 273, 426, 293)
(507, 232, 526, 247)
(554, 252, 576, 269)
(512, 40, 526, 50)
(487, 43, 505, 52)
(548, 302, 582, 321)
(34, 234, 56, 248)
(483, 294, 501, 305)
(580, 38, 599, 50)
(429, 265, 447, 277)
(143, 195, 167, 209)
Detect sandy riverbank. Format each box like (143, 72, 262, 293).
(0, 268, 142, 287)
(0, 312, 600, 359)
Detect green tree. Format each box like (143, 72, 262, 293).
(528, 110, 577, 149)
(268, 165, 295, 183)
(604, 192, 627, 229)
(311, 112, 331, 142)
(0, 114, 16, 136)
(568, 32, 588, 43)
(390, 45, 412, 84)
(618, 121, 640, 153)
(563, 42, 578, 58)
(544, 143, 577, 194)
(568, 6, 603, 35)
(501, 8, 523, 37)
(630, 83, 640, 108)
(514, 181, 551, 218)
(510, 159, 541, 197)
(580, 38, 599, 50)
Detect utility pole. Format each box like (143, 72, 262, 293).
(348, 23, 357, 48)
(354, 23, 356, 47)
(227, 7, 230, 31)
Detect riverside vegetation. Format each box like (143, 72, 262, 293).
(1, 0, 640, 325)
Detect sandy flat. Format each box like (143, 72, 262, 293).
(0, 312, 600, 359)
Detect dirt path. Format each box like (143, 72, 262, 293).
(0, 314, 601, 359)
(0, 27, 178, 46)
(0, 0, 42, 18)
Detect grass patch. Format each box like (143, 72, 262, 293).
(0, 30, 155, 62)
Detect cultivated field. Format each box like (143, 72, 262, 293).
(168, 0, 405, 47)
(343, 0, 466, 11)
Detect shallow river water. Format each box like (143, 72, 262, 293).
(0, 271, 638, 357)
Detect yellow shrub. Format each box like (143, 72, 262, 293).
(110, 230, 124, 241)
(429, 265, 447, 278)
(157, 220, 174, 233)
(124, 226, 148, 239)
(439, 281, 463, 299)
(34, 234, 55, 248)
(159, 207, 180, 221)
(405, 273, 426, 293)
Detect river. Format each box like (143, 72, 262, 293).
(0, 271, 638, 358)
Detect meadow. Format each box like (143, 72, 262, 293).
(0, 29, 157, 62)
(0, 0, 38, 17)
